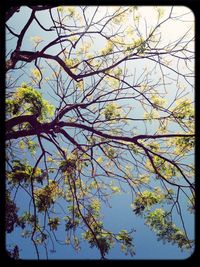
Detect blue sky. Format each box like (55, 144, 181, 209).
(6, 6, 195, 260)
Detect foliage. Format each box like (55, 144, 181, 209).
(6, 84, 54, 121)
(104, 103, 122, 120)
(7, 245, 20, 260)
(132, 190, 193, 250)
(7, 160, 45, 185)
(6, 191, 20, 233)
(145, 209, 193, 250)
(132, 190, 164, 215)
(34, 181, 62, 212)
(48, 217, 60, 230)
(116, 230, 135, 256)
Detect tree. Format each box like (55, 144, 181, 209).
(5, 6, 195, 260)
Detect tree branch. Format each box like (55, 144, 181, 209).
(6, 114, 38, 132)
(6, 6, 21, 22)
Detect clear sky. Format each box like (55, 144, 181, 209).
(6, 5, 195, 260)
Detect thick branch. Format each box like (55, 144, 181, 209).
(6, 51, 40, 71)
(28, 6, 56, 11)
(16, 10, 35, 51)
(6, 117, 52, 140)
(6, 118, 194, 145)
(6, 6, 21, 21)
(6, 129, 38, 140)
(57, 121, 194, 143)
(6, 114, 38, 132)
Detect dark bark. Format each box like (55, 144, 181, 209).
(6, 114, 38, 131)
(6, 6, 21, 22)
(6, 115, 52, 139)
(6, 51, 39, 71)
